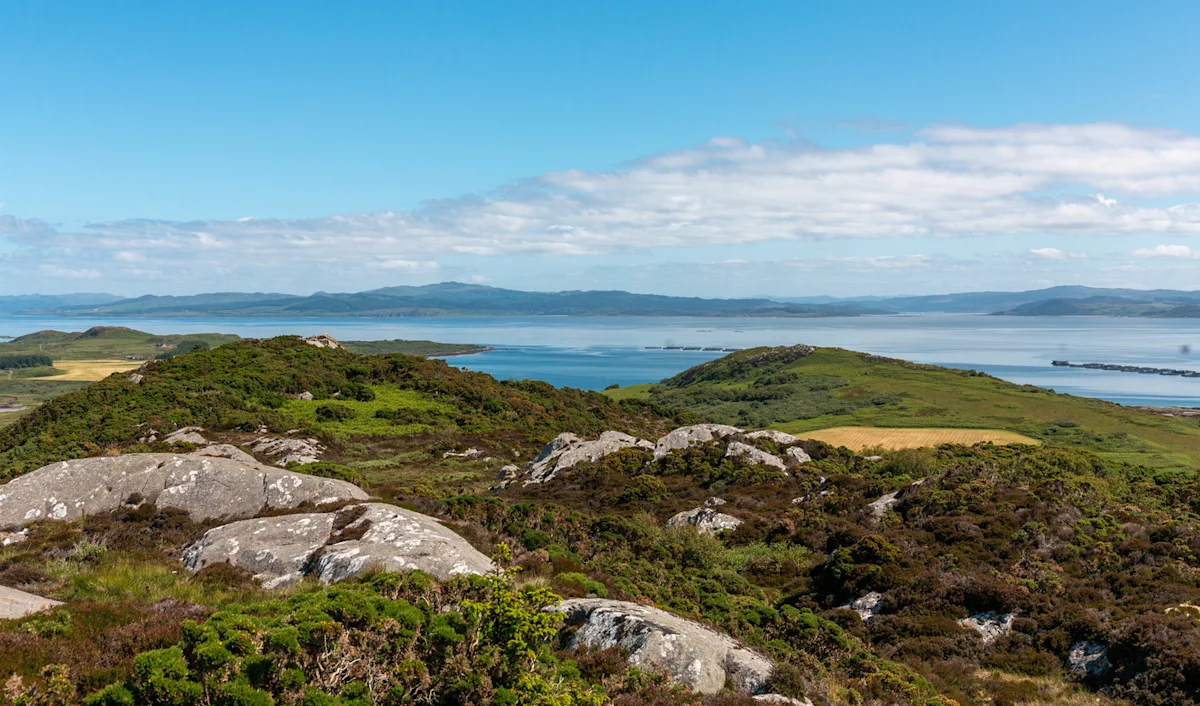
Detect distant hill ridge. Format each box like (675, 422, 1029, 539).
(6, 282, 1200, 317)
(15, 283, 888, 318)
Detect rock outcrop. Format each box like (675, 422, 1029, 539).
(0, 453, 369, 528)
(958, 611, 1016, 645)
(0, 585, 62, 620)
(551, 598, 773, 695)
(725, 441, 788, 472)
(525, 431, 653, 484)
(1068, 641, 1111, 679)
(163, 427, 207, 445)
(666, 498, 743, 535)
(754, 696, 814, 706)
(184, 503, 494, 585)
(184, 513, 335, 588)
(786, 446, 812, 464)
(653, 424, 742, 460)
(744, 430, 798, 445)
(243, 436, 324, 466)
(840, 592, 884, 622)
(304, 334, 341, 349)
(313, 503, 494, 582)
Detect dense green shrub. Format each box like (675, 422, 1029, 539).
(0, 352, 53, 369)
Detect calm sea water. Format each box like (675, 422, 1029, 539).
(2, 314, 1198, 407)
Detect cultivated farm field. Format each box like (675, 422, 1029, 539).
(797, 425, 1040, 451)
(51, 359, 144, 381)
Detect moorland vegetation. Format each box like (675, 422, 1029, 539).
(0, 339, 1196, 705)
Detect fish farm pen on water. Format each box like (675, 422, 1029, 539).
(1052, 360, 1200, 378)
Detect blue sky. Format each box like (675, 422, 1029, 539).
(3, 1, 1200, 297)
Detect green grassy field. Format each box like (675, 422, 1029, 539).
(605, 347, 1200, 471)
(280, 384, 456, 437)
(339, 339, 490, 357)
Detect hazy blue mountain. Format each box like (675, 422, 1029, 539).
(0, 293, 123, 315)
(873, 286, 1200, 313)
(25, 283, 890, 318)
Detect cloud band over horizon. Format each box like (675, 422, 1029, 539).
(3, 121, 1200, 296)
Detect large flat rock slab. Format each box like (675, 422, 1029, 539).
(0, 585, 62, 620)
(551, 598, 773, 695)
(314, 503, 494, 583)
(183, 513, 335, 588)
(184, 503, 494, 586)
(0, 453, 369, 528)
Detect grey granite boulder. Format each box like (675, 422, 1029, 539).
(786, 446, 812, 464)
(839, 592, 884, 622)
(164, 427, 207, 445)
(182, 513, 335, 588)
(184, 503, 494, 586)
(1068, 641, 1111, 678)
(313, 503, 494, 582)
(754, 696, 814, 706)
(551, 598, 773, 695)
(665, 502, 743, 535)
(243, 436, 324, 466)
(0, 453, 369, 528)
(959, 611, 1016, 645)
(192, 444, 260, 465)
(744, 430, 798, 445)
(526, 431, 652, 484)
(725, 442, 788, 472)
(653, 424, 742, 460)
(0, 585, 62, 619)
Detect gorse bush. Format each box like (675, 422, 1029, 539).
(77, 570, 650, 706)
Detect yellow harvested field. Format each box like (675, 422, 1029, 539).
(52, 359, 144, 381)
(796, 426, 1040, 451)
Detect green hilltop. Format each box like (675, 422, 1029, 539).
(606, 345, 1200, 472)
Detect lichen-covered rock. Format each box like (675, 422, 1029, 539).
(0, 585, 62, 620)
(744, 430, 798, 445)
(243, 436, 324, 466)
(313, 503, 493, 582)
(303, 334, 341, 349)
(725, 441, 787, 472)
(525, 431, 652, 484)
(959, 611, 1016, 645)
(665, 506, 743, 535)
(0, 453, 368, 528)
(183, 513, 335, 588)
(867, 491, 900, 519)
(786, 446, 812, 464)
(1068, 641, 1111, 678)
(754, 696, 814, 706)
(653, 424, 742, 460)
(551, 598, 773, 695)
(192, 444, 260, 465)
(840, 592, 884, 622)
(164, 427, 207, 445)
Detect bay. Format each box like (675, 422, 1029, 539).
(1, 314, 1198, 407)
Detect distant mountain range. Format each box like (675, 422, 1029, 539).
(9, 283, 888, 318)
(4, 283, 1200, 318)
(0, 293, 124, 315)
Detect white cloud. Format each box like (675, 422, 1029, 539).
(373, 259, 440, 272)
(39, 264, 101, 279)
(7, 121, 1200, 291)
(113, 251, 146, 263)
(1132, 244, 1195, 258)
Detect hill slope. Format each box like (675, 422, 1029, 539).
(0, 336, 683, 476)
(608, 345, 1200, 471)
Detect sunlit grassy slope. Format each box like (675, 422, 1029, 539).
(605, 346, 1200, 471)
